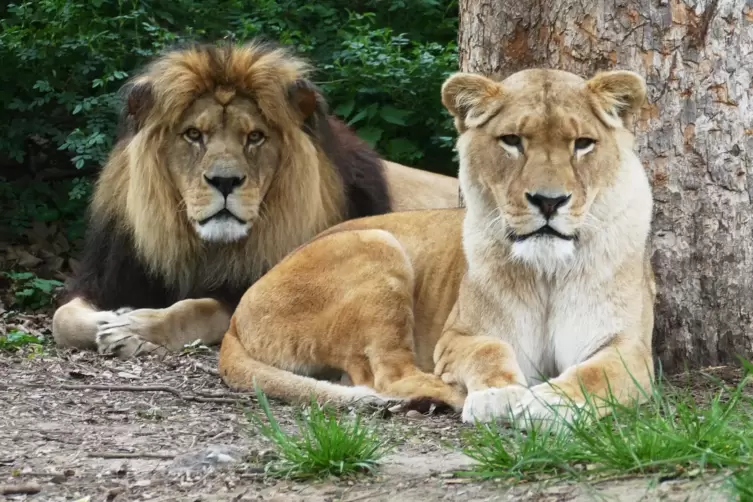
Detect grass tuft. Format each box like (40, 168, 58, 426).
(246, 387, 392, 480)
(461, 363, 753, 490)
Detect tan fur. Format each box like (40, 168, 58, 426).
(219, 68, 656, 426)
(382, 161, 460, 211)
(51, 41, 458, 358)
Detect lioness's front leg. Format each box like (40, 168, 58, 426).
(433, 326, 529, 422)
(504, 337, 654, 428)
(96, 298, 231, 358)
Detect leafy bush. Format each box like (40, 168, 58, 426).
(2, 271, 64, 309)
(0, 0, 459, 249)
(0, 330, 48, 352)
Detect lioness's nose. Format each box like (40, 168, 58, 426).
(526, 193, 571, 219)
(204, 175, 245, 197)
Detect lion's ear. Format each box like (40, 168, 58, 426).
(124, 79, 154, 133)
(287, 79, 321, 121)
(441, 72, 505, 132)
(586, 70, 646, 128)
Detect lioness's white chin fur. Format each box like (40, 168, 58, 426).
(194, 220, 250, 243)
(510, 237, 575, 275)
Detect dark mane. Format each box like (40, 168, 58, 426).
(305, 108, 391, 219)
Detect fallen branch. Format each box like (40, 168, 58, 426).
(0, 483, 41, 495)
(22, 383, 247, 405)
(194, 361, 220, 376)
(88, 451, 176, 460)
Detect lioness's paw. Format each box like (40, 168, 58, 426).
(507, 384, 588, 431)
(344, 386, 401, 409)
(96, 315, 167, 359)
(461, 385, 530, 424)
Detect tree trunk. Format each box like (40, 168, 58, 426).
(457, 0, 753, 373)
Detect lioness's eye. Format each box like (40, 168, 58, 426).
(574, 138, 596, 152)
(499, 135, 522, 150)
(247, 130, 265, 146)
(183, 127, 203, 142)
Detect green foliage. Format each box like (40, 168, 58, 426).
(3, 271, 64, 309)
(246, 388, 391, 480)
(461, 367, 753, 488)
(0, 329, 48, 352)
(0, 0, 459, 247)
(0, 176, 90, 242)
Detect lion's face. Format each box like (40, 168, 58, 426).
(442, 68, 646, 265)
(164, 91, 283, 243)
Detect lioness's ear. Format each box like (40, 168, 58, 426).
(441, 72, 504, 132)
(287, 79, 321, 121)
(586, 70, 646, 128)
(124, 78, 154, 133)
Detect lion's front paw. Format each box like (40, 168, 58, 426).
(461, 384, 531, 424)
(508, 384, 586, 431)
(96, 313, 167, 359)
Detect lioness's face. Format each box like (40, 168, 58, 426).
(442, 68, 646, 264)
(166, 92, 282, 243)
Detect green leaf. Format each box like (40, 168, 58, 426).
(347, 108, 368, 126)
(357, 126, 383, 148)
(387, 138, 420, 158)
(333, 100, 355, 119)
(379, 105, 412, 126)
(6, 272, 34, 281)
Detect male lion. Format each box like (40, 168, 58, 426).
(218, 67, 656, 425)
(52, 41, 459, 358)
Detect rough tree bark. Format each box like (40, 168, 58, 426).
(457, 0, 753, 372)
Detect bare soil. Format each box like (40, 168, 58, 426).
(0, 311, 741, 502)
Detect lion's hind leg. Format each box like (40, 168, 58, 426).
(218, 323, 389, 408)
(219, 227, 464, 411)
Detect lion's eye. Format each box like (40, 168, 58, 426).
(499, 135, 523, 150)
(574, 138, 596, 152)
(183, 127, 203, 142)
(247, 130, 265, 146)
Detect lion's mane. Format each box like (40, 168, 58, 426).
(65, 40, 392, 312)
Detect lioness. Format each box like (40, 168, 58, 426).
(51, 40, 459, 359)
(218, 67, 656, 425)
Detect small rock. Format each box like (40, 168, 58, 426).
(51, 474, 67, 484)
(406, 410, 425, 419)
(169, 445, 246, 474)
(117, 371, 140, 380)
(106, 487, 125, 502)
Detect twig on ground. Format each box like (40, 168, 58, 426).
(194, 361, 220, 376)
(21, 383, 247, 405)
(0, 483, 41, 495)
(88, 451, 176, 460)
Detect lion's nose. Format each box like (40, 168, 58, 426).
(204, 175, 246, 197)
(526, 192, 571, 219)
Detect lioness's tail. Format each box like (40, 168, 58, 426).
(218, 321, 394, 408)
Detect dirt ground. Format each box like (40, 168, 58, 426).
(0, 312, 741, 502)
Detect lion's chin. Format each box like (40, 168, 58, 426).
(509, 236, 575, 274)
(194, 219, 250, 243)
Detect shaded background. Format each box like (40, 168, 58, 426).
(0, 0, 459, 301)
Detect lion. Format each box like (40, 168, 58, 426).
(51, 40, 459, 358)
(217, 67, 656, 426)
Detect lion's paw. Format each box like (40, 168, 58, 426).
(461, 384, 531, 424)
(508, 384, 585, 431)
(344, 386, 401, 409)
(96, 315, 166, 359)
